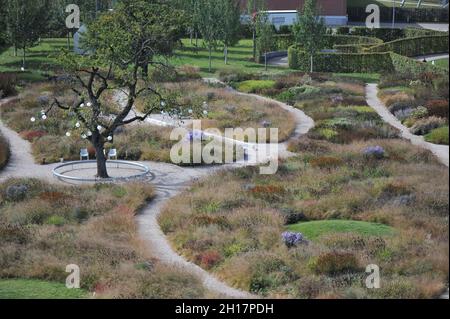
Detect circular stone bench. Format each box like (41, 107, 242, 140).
(52, 160, 154, 184)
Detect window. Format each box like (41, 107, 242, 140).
(272, 17, 286, 24)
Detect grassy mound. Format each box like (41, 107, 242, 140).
(0, 279, 87, 299)
(288, 220, 395, 240)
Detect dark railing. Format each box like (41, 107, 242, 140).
(348, 7, 449, 23)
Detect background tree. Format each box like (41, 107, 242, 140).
(171, 0, 200, 45)
(5, 0, 52, 66)
(195, 0, 223, 72)
(219, 0, 241, 65)
(256, 10, 274, 71)
(246, 0, 266, 61)
(46, 0, 187, 178)
(0, 0, 8, 51)
(292, 0, 326, 73)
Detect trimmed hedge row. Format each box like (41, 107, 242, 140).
(365, 35, 449, 57)
(338, 26, 448, 42)
(288, 46, 393, 73)
(269, 34, 382, 53)
(389, 52, 447, 76)
(288, 46, 447, 75)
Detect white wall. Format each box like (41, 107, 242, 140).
(267, 11, 348, 29)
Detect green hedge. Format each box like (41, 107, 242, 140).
(389, 52, 447, 76)
(288, 46, 393, 73)
(288, 46, 447, 75)
(365, 35, 449, 57)
(340, 27, 448, 42)
(269, 34, 382, 53)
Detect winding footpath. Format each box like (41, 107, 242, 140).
(0, 87, 315, 298)
(1, 81, 448, 298)
(366, 84, 449, 167)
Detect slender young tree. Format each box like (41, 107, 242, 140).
(46, 0, 187, 178)
(292, 0, 326, 73)
(246, 0, 266, 61)
(5, 0, 52, 66)
(196, 0, 223, 73)
(219, 0, 241, 65)
(256, 10, 274, 71)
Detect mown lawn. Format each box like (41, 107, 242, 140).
(0, 38, 68, 82)
(171, 39, 284, 76)
(430, 58, 449, 70)
(288, 220, 395, 240)
(0, 279, 88, 299)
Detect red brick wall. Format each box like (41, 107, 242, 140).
(242, 0, 347, 16)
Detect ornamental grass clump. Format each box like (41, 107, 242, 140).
(363, 146, 385, 160)
(282, 231, 306, 248)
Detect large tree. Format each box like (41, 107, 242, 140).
(292, 0, 326, 73)
(5, 0, 52, 66)
(46, 0, 187, 178)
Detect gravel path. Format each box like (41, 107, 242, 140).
(366, 83, 449, 167)
(0, 88, 315, 299)
(0, 98, 59, 182)
(131, 81, 314, 298)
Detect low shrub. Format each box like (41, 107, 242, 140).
(0, 134, 10, 171)
(282, 231, 306, 248)
(388, 101, 415, 114)
(426, 100, 449, 119)
(310, 156, 344, 169)
(425, 126, 449, 145)
(363, 146, 385, 160)
(410, 116, 447, 135)
(237, 80, 276, 94)
(311, 252, 360, 275)
(410, 106, 429, 119)
(0, 73, 17, 98)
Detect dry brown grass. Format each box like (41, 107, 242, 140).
(0, 179, 205, 298)
(159, 138, 449, 298)
(137, 80, 297, 142)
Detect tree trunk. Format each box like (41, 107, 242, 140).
(14, 45, 17, 57)
(208, 45, 212, 73)
(22, 46, 26, 69)
(224, 46, 228, 65)
(67, 31, 71, 50)
(310, 54, 314, 73)
(252, 28, 256, 60)
(195, 32, 198, 47)
(94, 142, 109, 178)
(265, 52, 268, 71)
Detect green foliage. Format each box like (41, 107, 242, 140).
(425, 126, 449, 145)
(289, 46, 394, 73)
(237, 80, 275, 93)
(366, 35, 449, 57)
(256, 10, 275, 69)
(292, 0, 326, 72)
(4, 0, 53, 66)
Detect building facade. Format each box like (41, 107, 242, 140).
(241, 0, 348, 27)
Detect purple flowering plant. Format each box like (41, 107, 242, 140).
(363, 146, 385, 159)
(282, 231, 306, 248)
